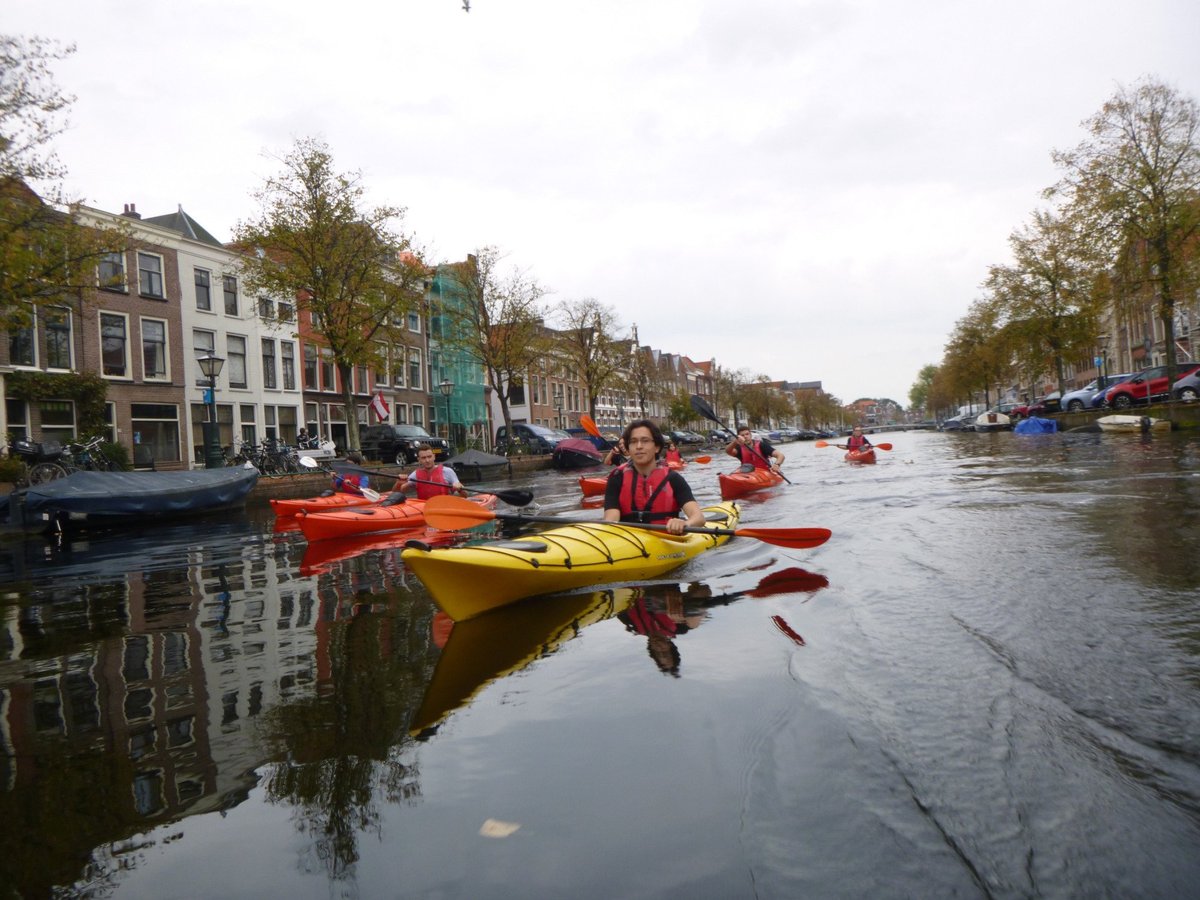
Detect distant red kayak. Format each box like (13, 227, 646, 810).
(718, 467, 784, 500)
(296, 494, 497, 542)
(845, 448, 876, 464)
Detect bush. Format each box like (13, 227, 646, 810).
(0, 456, 26, 484)
(101, 441, 130, 471)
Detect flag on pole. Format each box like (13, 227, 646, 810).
(371, 391, 390, 421)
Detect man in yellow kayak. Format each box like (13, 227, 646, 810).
(604, 419, 705, 535)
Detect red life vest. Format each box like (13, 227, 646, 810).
(665, 448, 683, 464)
(414, 464, 451, 500)
(847, 434, 869, 449)
(616, 466, 679, 523)
(737, 440, 770, 470)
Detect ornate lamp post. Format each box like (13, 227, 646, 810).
(439, 378, 455, 449)
(197, 354, 225, 469)
(1096, 332, 1109, 384)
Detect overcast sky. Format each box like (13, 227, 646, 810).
(11, 0, 1200, 405)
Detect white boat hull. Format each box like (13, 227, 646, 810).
(1097, 415, 1171, 433)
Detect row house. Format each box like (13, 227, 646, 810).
(487, 321, 591, 441)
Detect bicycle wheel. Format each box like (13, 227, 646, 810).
(29, 462, 69, 484)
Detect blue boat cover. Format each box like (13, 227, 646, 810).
(1014, 417, 1057, 434)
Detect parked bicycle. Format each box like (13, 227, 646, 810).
(9, 434, 113, 484)
(225, 437, 300, 475)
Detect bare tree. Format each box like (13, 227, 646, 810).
(554, 298, 626, 419)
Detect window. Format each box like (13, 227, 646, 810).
(356, 365, 367, 393)
(193, 330, 215, 385)
(223, 275, 238, 316)
(374, 343, 388, 386)
(392, 344, 405, 387)
(408, 348, 422, 390)
(227, 335, 247, 389)
(278, 300, 294, 322)
(408, 311, 421, 333)
(137, 252, 164, 298)
(41, 400, 76, 443)
(281, 342, 296, 390)
(412, 404, 424, 426)
(195, 268, 211, 311)
(9, 317, 35, 367)
(45, 308, 72, 369)
(258, 296, 273, 319)
(7, 399, 28, 439)
(240, 404, 257, 446)
(101, 313, 129, 377)
(320, 348, 334, 392)
(132, 403, 180, 463)
(262, 339, 277, 389)
(142, 318, 168, 380)
(99, 252, 126, 292)
(303, 343, 318, 390)
(395, 403, 407, 424)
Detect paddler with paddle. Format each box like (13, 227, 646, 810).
(604, 419, 706, 535)
(835, 425, 874, 453)
(332, 451, 373, 495)
(395, 444, 469, 499)
(725, 425, 785, 473)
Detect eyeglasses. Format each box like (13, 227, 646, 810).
(626, 437, 656, 447)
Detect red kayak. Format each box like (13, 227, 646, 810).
(845, 448, 876, 464)
(296, 493, 497, 542)
(271, 492, 376, 517)
(718, 466, 784, 500)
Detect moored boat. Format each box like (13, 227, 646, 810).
(401, 501, 741, 620)
(718, 466, 784, 500)
(845, 448, 876, 464)
(1097, 415, 1171, 433)
(296, 493, 497, 542)
(4, 465, 259, 532)
(551, 438, 605, 470)
(973, 411, 1012, 433)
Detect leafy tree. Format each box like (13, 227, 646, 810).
(437, 246, 550, 439)
(1049, 78, 1200, 384)
(554, 298, 626, 419)
(233, 138, 425, 451)
(987, 209, 1102, 394)
(1, 35, 128, 331)
(909, 364, 938, 413)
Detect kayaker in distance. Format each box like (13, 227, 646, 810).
(604, 419, 705, 535)
(395, 444, 469, 499)
(664, 441, 683, 466)
(726, 425, 784, 472)
(603, 437, 628, 466)
(836, 426, 874, 452)
(332, 451, 372, 494)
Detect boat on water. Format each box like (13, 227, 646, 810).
(296, 493, 497, 542)
(402, 501, 741, 620)
(845, 447, 877, 464)
(718, 466, 784, 500)
(442, 448, 511, 482)
(1097, 415, 1172, 433)
(973, 411, 1013, 433)
(3, 465, 259, 532)
(270, 491, 376, 517)
(551, 438, 605, 470)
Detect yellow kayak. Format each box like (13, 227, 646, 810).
(402, 501, 741, 621)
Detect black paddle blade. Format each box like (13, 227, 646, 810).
(690, 394, 721, 424)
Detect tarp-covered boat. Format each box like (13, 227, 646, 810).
(718, 466, 784, 500)
(551, 438, 605, 470)
(1014, 416, 1058, 434)
(402, 501, 741, 620)
(5, 465, 259, 531)
(443, 448, 511, 482)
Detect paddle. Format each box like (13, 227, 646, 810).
(689, 394, 792, 484)
(318, 458, 533, 506)
(298, 456, 381, 501)
(423, 495, 831, 550)
(815, 440, 893, 451)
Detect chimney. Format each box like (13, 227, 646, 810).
(122, 203, 141, 219)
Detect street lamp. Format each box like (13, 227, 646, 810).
(439, 378, 455, 449)
(1097, 333, 1109, 384)
(197, 354, 225, 469)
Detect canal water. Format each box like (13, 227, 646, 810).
(1, 430, 1198, 898)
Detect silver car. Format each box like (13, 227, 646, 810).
(1061, 373, 1132, 411)
(1173, 369, 1200, 401)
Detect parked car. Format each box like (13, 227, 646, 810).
(1104, 363, 1200, 408)
(360, 423, 448, 465)
(495, 423, 566, 455)
(669, 430, 704, 445)
(708, 428, 734, 443)
(1173, 369, 1200, 401)
(1061, 373, 1133, 411)
(1027, 392, 1061, 416)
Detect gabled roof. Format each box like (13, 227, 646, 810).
(143, 205, 225, 248)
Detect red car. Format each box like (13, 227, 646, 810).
(1104, 363, 1200, 408)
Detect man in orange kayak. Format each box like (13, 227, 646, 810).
(395, 444, 469, 499)
(836, 425, 874, 452)
(604, 419, 704, 535)
(725, 425, 784, 472)
(332, 451, 372, 494)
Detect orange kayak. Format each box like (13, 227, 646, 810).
(845, 448, 876, 464)
(718, 466, 784, 500)
(296, 493, 497, 542)
(271, 492, 376, 516)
